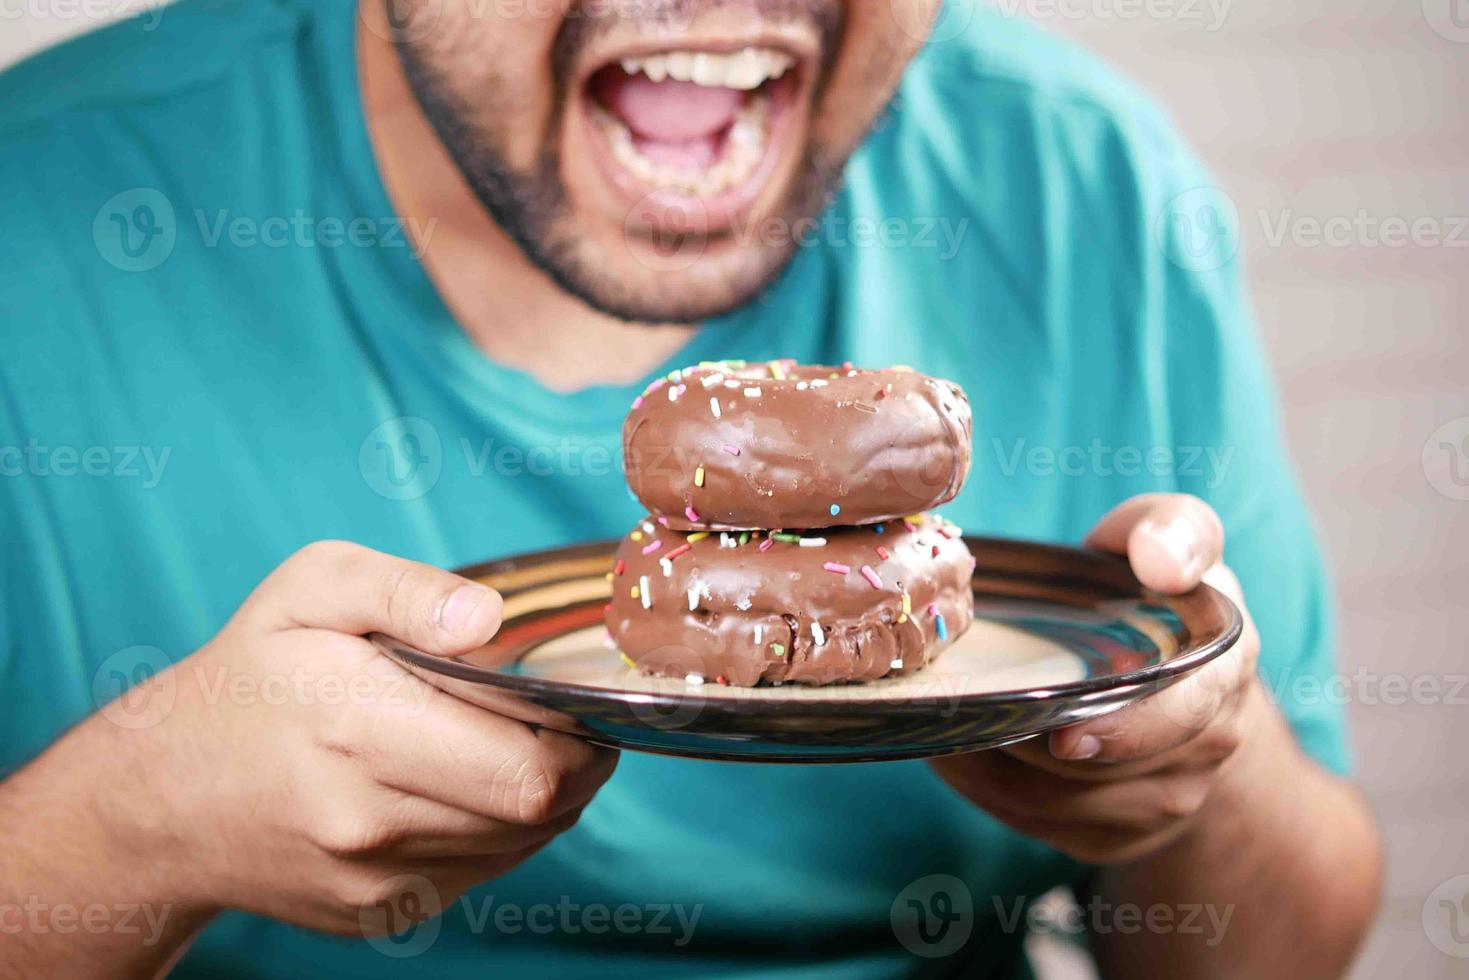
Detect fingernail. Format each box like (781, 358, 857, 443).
(438, 584, 489, 634)
(1065, 735, 1102, 760)
(1145, 516, 1201, 578)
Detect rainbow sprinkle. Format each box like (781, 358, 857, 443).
(722, 444, 741, 456)
(829, 503, 841, 516)
(685, 506, 701, 523)
(710, 398, 721, 419)
(823, 561, 851, 576)
(639, 576, 651, 609)
(665, 543, 692, 560)
(935, 613, 948, 641)
(876, 546, 891, 560)
(859, 565, 883, 590)
(641, 539, 662, 556)
(758, 538, 774, 552)
(798, 537, 827, 548)
(811, 622, 826, 646)
(687, 531, 711, 543)
(619, 652, 638, 670)
(694, 466, 705, 487)
(614, 559, 626, 576)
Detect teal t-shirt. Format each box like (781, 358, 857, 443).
(0, 1, 1346, 976)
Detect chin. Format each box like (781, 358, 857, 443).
(529, 214, 799, 323)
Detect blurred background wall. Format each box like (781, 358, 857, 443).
(1034, 3, 1468, 977)
(3, 2, 1465, 977)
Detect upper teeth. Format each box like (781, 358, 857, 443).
(619, 47, 795, 90)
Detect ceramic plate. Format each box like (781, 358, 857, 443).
(374, 537, 1241, 764)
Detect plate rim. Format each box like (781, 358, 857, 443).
(380, 535, 1243, 716)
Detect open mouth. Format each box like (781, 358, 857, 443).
(582, 44, 807, 220)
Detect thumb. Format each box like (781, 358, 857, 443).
(249, 540, 503, 657)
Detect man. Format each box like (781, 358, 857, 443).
(0, 0, 1380, 976)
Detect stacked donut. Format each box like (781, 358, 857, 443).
(606, 360, 976, 687)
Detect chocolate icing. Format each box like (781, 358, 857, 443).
(623, 362, 973, 531)
(605, 516, 976, 686)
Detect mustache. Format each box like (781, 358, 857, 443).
(553, 0, 845, 80)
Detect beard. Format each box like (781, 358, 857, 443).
(389, 6, 857, 324)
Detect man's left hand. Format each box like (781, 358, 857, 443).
(931, 492, 1269, 864)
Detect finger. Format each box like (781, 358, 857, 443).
(1002, 729, 1185, 781)
(374, 793, 585, 859)
(343, 687, 618, 824)
(1046, 649, 1249, 764)
(251, 540, 504, 656)
(1084, 494, 1225, 594)
(932, 750, 1215, 862)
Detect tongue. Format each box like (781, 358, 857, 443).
(593, 68, 744, 143)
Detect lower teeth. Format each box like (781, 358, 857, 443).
(593, 94, 770, 196)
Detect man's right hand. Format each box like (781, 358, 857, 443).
(0, 541, 618, 972)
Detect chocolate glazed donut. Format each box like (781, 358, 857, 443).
(623, 361, 973, 531)
(606, 515, 976, 687)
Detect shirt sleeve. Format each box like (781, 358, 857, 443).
(1149, 153, 1350, 776)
